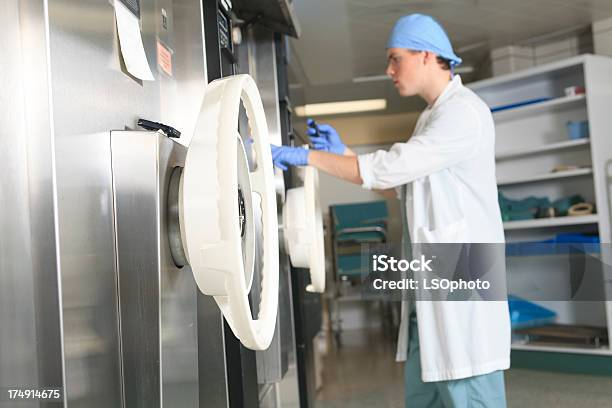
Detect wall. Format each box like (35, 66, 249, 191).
(296, 111, 419, 146)
(491, 31, 594, 76)
(594, 18, 612, 57)
(490, 17, 612, 77)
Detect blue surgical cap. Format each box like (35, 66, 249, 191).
(387, 14, 462, 68)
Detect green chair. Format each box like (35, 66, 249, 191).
(331, 201, 388, 278)
(329, 201, 389, 343)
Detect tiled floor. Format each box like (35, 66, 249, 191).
(316, 328, 403, 407)
(315, 328, 612, 408)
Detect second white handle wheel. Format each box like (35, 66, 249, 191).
(283, 166, 326, 293)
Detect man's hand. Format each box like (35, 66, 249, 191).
(270, 145, 309, 170)
(270, 144, 363, 186)
(307, 119, 347, 155)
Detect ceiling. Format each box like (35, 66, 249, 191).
(287, 0, 612, 114)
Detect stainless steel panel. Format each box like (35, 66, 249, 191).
(111, 131, 206, 407)
(56, 130, 121, 408)
(111, 131, 161, 407)
(243, 27, 283, 147)
(1, 0, 223, 406)
(47, 0, 218, 404)
(197, 296, 231, 408)
(167, 0, 209, 147)
(1, 1, 64, 407)
(259, 383, 280, 408)
(48, 1, 160, 405)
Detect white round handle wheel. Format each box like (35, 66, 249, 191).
(283, 166, 325, 293)
(180, 74, 279, 351)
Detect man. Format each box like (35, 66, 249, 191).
(272, 14, 510, 407)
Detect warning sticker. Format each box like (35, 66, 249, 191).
(157, 41, 173, 77)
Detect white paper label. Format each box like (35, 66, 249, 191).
(114, 0, 154, 81)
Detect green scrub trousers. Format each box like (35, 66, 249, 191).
(404, 315, 507, 408)
(399, 186, 507, 407)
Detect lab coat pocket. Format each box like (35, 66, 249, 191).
(416, 218, 468, 243)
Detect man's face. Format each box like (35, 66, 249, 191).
(386, 48, 424, 97)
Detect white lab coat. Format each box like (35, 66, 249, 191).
(357, 75, 510, 382)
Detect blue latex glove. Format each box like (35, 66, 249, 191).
(307, 119, 346, 155)
(270, 145, 309, 170)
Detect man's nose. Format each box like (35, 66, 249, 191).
(386, 63, 394, 77)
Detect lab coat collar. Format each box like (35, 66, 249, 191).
(429, 75, 462, 110)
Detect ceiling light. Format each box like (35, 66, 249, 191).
(353, 75, 390, 83)
(295, 99, 387, 117)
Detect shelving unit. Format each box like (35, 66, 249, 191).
(498, 168, 592, 186)
(492, 94, 586, 122)
(470, 54, 612, 356)
(503, 215, 599, 231)
(511, 343, 612, 356)
(496, 139, 590, 161)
